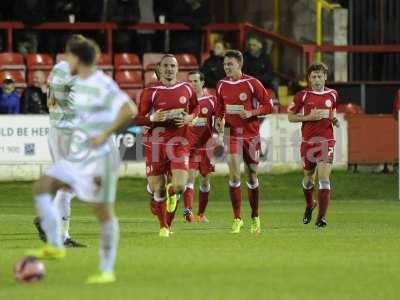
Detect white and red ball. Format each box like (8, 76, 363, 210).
(13, 256, 45, 283)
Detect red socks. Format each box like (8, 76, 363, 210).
(318, 189, 330, 219)
(166, 205, 178, 227)
(229, 182, 241, 219)
(302, 181, 315, 209)
(198, 185, 210, 215)
(183, 184, 194, 210)
(247, 181, 259, 218)
(152, 199, 168, 228)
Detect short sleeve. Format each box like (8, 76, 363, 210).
(288, 91, 305, 114)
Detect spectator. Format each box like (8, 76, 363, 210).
(108, 0, 141, 53)
(0, 78, 20, 114)
(20, 71, 48, 114)
(169, 0, 210, 54)
(200, 40, 227, 88)
(243, 36, 278, 94)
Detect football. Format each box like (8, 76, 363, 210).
(13, 256, 46, 283)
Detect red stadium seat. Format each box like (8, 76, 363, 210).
(143, 53, 164, 70)
(337, 103, 363, 117)
(115, 70, 143, 88)
(26, 54, 53, 70)
(0, 70, 26, 88)
(176, 54, 198, 70)
(114, 53, 142, 70)
(0, 53, 26, 71)
(97, 54, 114, 76)
(27, 70, 50, 86)
(144, 70, 159, 86)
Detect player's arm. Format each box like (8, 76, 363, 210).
(133, 89, 167, 126)
(214, 83, 225, 140)
(91, 98, 138, 148)
(240, 79, 273, 119)
(287, 91, 324, 123)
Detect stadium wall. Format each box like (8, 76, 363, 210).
(0, 114, 348, 181)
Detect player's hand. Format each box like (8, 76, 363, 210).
(306, 109, 325, 121)
(333, 117, 340, 128)
(174, 112, 193, 127)
(90, 132, 109, 148)
(150, 109, 167, 122)
(240, 109, 253, 119)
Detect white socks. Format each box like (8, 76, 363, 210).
(35, 193, 63, 248)
(100, 218, 119, 273)
(54, 190, 74, 241)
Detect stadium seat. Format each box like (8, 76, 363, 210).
(144, 70, 159, 86)
(27, 70, 50, 86)
(114, 53, 142, 70)
(0, 70, 26, 88)
(337, 103, 363, 116)
(97, 54, 114, 76)
(25, 54, 53, 70)
(176, 54, 198, 70)
(115, 70, 143, 88)
(143, 53, 164, 70)
(123, 88, 143, 104)
(0, 53, 26, 72)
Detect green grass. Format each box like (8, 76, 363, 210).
(0, 171, 399, 300)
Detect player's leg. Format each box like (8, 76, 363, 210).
(183, 168, 196, 222)
(197, 172, 211, 223)
(227, 153, 244, 233)
(166, 169, 189, 228)
(315, 161, 333, 227)
(86, 203, 118, 284)
(302, 167, 317, 224)
(28, 175, 69, 259)
(54, 189, 85, 247)
(244, 161, 260, 234)
(147, 180, 157, 215)
(148, 175, 169, 236)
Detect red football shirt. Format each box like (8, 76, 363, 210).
(216, 74, 273, 138)
(289, 88, 339, 142)
(137, 81, 198, 144)
(186, 94, 216, 149)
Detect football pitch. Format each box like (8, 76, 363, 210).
(0, 171, 398, 300)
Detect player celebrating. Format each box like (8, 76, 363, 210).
(216, 50, 273, 234)
(184, 70, 217, 223)
(28, 38, 137, 284)
(33, 34, 86, 248)
(288, 62, 339, 227)
(136, 54, 198, 237)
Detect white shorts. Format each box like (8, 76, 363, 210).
(46, 152, 119, 203)
(48, 127, 73, 162)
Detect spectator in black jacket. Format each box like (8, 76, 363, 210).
(243, 36, 278, 94)
(20, 71, 48, 114)
(200, 40, 227, 88)
(168, 0, 210, 54)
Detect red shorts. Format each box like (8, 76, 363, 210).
(301, 140, 335, 171)
(228, 136, 261, 165)
(189, 148, 215, 175)
(145, 143, 189, 176)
